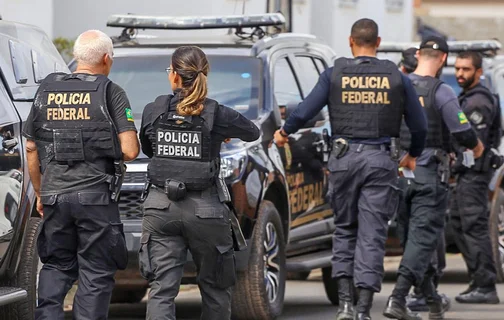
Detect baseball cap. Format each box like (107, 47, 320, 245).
(401, 47, 418, 70)
(419, 36, 449, 53)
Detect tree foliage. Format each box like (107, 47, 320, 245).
(53, 37, 75, 63)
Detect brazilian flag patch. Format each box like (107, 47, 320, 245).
(458, 112, 468, 124)
(125, 108, 134, 122)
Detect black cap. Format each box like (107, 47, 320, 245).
(419, 36, 449, 53)
(401, 47, 418, 71)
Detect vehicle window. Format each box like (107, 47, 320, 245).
(314, 58, 327, 74)
(295, 56, 321, 95)
(103, 55, 262, 120)
(273, 57, 302, 106)
(439, 73, 462, 96)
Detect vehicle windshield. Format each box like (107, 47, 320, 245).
(107, 54, 261, 119)
(439, 72, 462, 96)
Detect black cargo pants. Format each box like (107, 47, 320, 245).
(328, 145, 400, 292)
(396, 163, 448, 294)
(140, 187, 235, 320)
(36, 183, 128, 320)
(450, 170, 497, 288)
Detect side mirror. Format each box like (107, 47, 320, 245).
(283, 101, 327, 129)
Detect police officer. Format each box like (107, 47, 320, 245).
(399, 47, 451, 314)
(450, 51, 501, 304)
(23, 30, 140, 319)
(400, 47, 418, 75)
(383, 37, 485, 320)
(274, 18, 428, 320)
(138, 46, 260, 320)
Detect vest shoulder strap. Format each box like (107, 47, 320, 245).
(202, 99, 218, 131)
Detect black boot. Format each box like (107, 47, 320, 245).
(383, 296, 422, 320)
(336, 277, 354, 320)
(459, 280, 476, 296)
(455, 286, 500, 304)
(421, 275, 446, 319)
(355, 289, 373, 320)
(384, 275, 421, 320)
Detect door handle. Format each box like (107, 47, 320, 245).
(2, 137, 18, 150)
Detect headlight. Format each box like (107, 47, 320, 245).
(220, 150, 248, 180)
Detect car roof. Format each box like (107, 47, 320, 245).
(0, 20, 69, 100)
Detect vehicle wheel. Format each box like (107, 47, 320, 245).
(286, 271, 311, 281)
(110, 287, 147, 304)
(232, 201, 286, 320)
(489, 186, 504, 283)
(322, 266, 359, 306)
(0, 217, 41, 320)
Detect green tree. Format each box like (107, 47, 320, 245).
(53, 37, 75, 63)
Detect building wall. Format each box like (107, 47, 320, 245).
(322, 0, 414, 57)
(0, 0, 54, 38)
(52, 0, 267, 39)
(416, 0, 504, 40)
(1, 0, 415, 59)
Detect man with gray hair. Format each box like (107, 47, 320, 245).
(23, 29, 139, 319)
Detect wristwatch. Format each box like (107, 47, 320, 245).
(279, 128, 288, 138)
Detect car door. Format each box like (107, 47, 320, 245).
(288, 54, 332, 230)
(0, 82, 23, 255)
(271, 52, 330, 229)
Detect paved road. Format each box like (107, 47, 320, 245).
(65, 255, 504, 319)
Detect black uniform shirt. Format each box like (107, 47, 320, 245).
(140, 89, 260, 158)
(23, 78, 137, 196)
(458, 83, 496, 145)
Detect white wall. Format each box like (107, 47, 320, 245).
(0, 0, 54, 38)
(1, 0, 414, 59)
(52, 0, 268, 39)
(323, 0, 414, 57)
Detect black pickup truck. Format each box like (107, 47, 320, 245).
(0, 19, 69, 320)
(68, 13, 344, 319)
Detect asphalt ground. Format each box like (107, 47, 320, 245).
(63, 254, 504, 320)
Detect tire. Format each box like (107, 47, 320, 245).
(286, 271, 311, 281)
(489, 186, 504, 283)
(110, 287, 147, 304)
(231, 201, 286, 320)
(322, 266, 359, 306)
(0, 217, 42, 320)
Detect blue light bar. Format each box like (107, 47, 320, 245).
(378, 40, 501, 53)
(106, 13, 286, 30)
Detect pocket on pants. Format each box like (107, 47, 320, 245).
(214, 244, 236, 289)
(386, 182, 401, 220)
(37, 222, 49, 263)
(109, 222, 128, 270)
(138, 233, 154, 280)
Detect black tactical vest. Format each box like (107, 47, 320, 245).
(32, 73, 120, 173)
(459, 86, 502, 149)
(329, 57, 405, 139)
(148, 96, 219, 191)
(399, 76, 451, 152)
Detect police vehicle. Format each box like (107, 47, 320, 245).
(67, 13, 342, 318)
(0, 19, 69, 320)
(377, 40, 504, 283)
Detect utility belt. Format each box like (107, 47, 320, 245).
(453, 148, 504, 174)
(330, 137, 400, 161)
(48, 158, 125, 203)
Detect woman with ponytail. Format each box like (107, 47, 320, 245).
(138, 46, 260, 320)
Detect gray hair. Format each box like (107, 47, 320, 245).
(73, 30, 113, 66)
